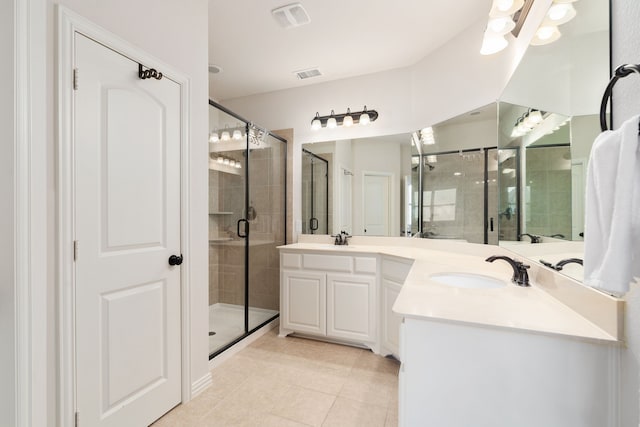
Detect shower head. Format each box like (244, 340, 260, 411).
(426, 163, 436, 171)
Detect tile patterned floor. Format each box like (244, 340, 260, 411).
(153, 328, 399, 426)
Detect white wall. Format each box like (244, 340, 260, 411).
(45, 0, 210, 421)
(612, 1, 640, 424)
(0, 1, 16, 425)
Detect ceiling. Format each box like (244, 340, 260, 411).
(208, 0, 492, 101)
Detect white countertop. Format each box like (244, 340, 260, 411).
(279, 238, 622, 343)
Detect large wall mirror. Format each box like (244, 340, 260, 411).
(497, 0, 610, 282)
(300, 0, 610, 285)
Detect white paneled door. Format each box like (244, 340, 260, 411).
(363, 173, 390, 236)
(74, 34, 181, 426)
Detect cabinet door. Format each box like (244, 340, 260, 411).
(382, 278, 403, 357)
(281, 270, 326, 335)
(327, 274, 376, 342)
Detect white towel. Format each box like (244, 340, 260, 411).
(584, 114, 640, 296)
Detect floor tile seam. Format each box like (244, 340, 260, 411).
(317, 392, 340, 427)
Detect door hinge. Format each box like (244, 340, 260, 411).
(73, 240, 78, 261)
(75, 411, 79, 427)
(73, 68, 79, 90)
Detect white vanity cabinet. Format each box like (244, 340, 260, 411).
(398, 318, 619, 427)
(280, 251, 378, 348)
(380, 256, 413, 357)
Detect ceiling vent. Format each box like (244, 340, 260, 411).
(294, 68, 322, 80)
(271, 3, 311, 29)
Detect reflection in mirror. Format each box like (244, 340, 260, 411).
(301, 136, 412, 236)
(412, 104, 499, 244)
(497, 0, 609, 283)
(301, 149, 329, 234)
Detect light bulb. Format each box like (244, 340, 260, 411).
(217, 156, 224, 163)
(235, 162, 241, 169)
(223, 158, 230, 165)
(546, 3, 576, 25)
(531, 26, 561, 45)
(343, 109, 353, 127)
(229, 160, 235, 167)
(528, 110, 542, 124)
(221, 131, 230, 141)
(480, 33, 508, 55)
(496, 0, 514, 12)
(327, 110, 337, 128)
(209, 132, 219, 143)
(487, 17, 515, 35)
(490, 0, 524, 17)
(232, 129, 242, 140)
(359, 107, 371, 126)
(311, 112, 322, 130)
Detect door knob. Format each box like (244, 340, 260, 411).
(168, 254, 183, 266)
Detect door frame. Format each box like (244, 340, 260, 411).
(56, 7, 193, 426)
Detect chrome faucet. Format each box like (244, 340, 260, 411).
(519, 233, 541, 244)
(485, 255, 530, 287)
(331, 230, 351, 246)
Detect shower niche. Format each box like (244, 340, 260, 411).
(208, 100, 287, 358)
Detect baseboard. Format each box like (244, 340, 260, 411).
(190, 372, 213, 398)
(208, 318, 279, 370)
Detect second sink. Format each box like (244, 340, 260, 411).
(429, 272, 506, 289)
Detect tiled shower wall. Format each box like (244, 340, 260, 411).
(208, 144, 285, 311)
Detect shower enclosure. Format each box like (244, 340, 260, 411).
(301, 149, 329, 234)
(208, 100, 286, 357)
(412, 148, 499, 244)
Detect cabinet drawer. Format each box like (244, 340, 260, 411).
(281, 252, 302, 269)
(354, 256, 377, 274)
(303, 254, 352, 272)
(382, 256, 413, 282)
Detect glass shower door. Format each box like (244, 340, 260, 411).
(208, 115, 248, 355)
(246, 129, 287, 331)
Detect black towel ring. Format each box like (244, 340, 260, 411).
(599, 63, 640, 131)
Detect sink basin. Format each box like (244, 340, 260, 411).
(430, 272, 506, 289)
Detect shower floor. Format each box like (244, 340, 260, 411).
(208, 303, 278, 355)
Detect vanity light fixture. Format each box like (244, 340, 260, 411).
(309, 106, 379, 130)
(511, 109, 545, 138)
(232, 129, 243, 140)
(420, 127, 436, 145)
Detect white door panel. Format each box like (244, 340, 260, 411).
(74, 33, 181, 426)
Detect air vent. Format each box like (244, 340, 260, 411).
(295, 68, 322, 80)
(272, 3, 311, 29)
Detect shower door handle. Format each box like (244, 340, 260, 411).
(237, 218, 248, 238)
(490, 217, 494, 232)
(310, 217, 318, 231)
